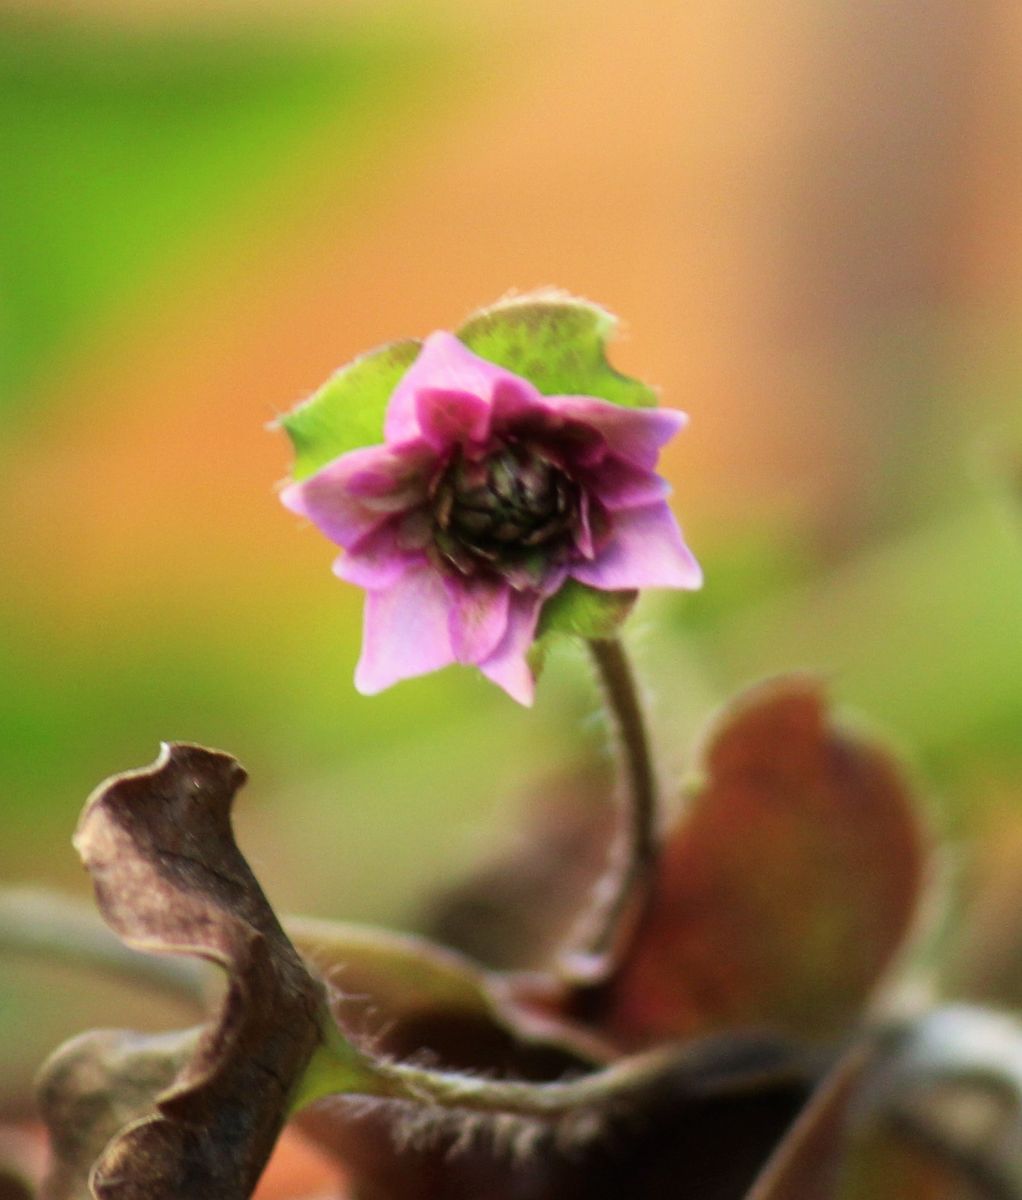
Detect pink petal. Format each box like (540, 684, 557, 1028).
(337, 440, 435, 505)
(491, 383, 608, 469)
(280, 478, 376, 550)
(586, 455, 670, 510)
(445, 575, 511, 663)
(385, 332, 520, 444)
(570, 502, 702, 591)
(415, 387, 491, 450)
(280, 444, 431, 549)
(490, 375, 549, 427)
(574, 491, 596, 559)
(333, 521, 422, 589)
(478, 590, 544, 706)
(545, 397, 686, 469)
(354, 565, 455, 694)
(537, 563, 570, 597)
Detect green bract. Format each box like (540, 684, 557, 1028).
(457, 293, 658, 410)
(280, 338, 422, 482)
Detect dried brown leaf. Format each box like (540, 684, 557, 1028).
(289, 916, 611, 1070)
(291, 913, 820, 1200)
(37, 1029, 194, 1200)
(53, 743, 333, 1200)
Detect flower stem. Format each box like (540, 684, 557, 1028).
(560, 637, 659, 982)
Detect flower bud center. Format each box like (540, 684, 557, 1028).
(431, 443, 579, 579)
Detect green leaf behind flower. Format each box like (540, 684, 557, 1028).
(278, 339, 422, 480)
(457, 292, 658, 408)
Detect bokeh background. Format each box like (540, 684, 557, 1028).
(2, 0, 1021, 1100)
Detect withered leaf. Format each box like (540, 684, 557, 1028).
(578, 676, 928, 1049)
(59, 743, 335, 1200)
(288, 916, 612, 1070)
(290, 918, 603, 1200)
(37, 1029, 195, 1200)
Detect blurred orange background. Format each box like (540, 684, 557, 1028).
(2, 0, 1021, 1101)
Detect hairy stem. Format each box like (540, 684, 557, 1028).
(300, 1025, 809, 1125)
(375, 1045, 676, 1118)
(560, 637, 659, 982)
(0, 888, 207, 1009)
(300, 1033, 677, 1123)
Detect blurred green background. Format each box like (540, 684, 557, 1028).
(2, 0, 1021, 1096)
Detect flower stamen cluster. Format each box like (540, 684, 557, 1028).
(428, 439, 598, 589)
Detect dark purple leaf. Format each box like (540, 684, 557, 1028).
(578, 677, 927, 1048)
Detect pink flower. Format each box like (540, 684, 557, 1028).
(281, 333, 701, 704)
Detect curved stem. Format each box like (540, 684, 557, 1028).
(375, 1044, 677, 1118)
(559, 637, 659, 982)
(300, 1023, 810, 1125)
(0, 887, 207, 1010)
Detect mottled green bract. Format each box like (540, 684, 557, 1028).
(457, 293, 658, 409)
(279, 339, 422, 481)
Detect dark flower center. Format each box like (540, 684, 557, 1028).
(430, 442, 581, 582)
